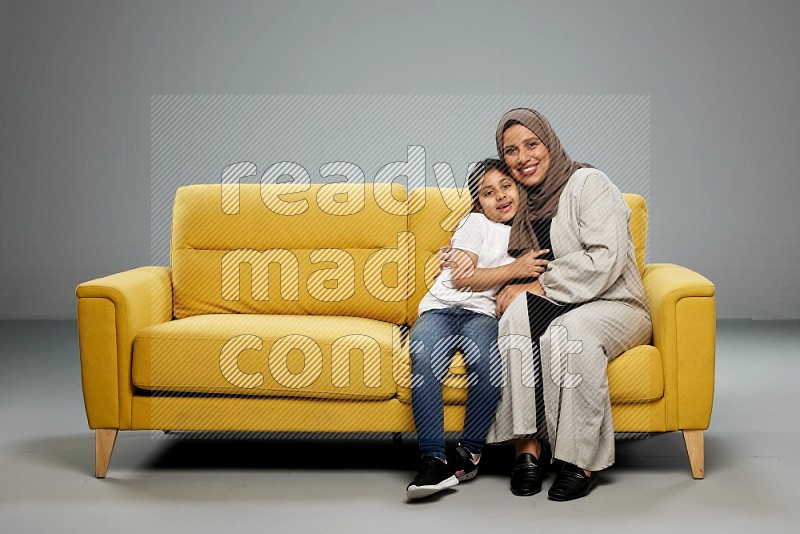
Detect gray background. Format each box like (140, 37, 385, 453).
(149, 94, 651, 265)
(2, 0, 798, 320)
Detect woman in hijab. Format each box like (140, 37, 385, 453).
(484, 108, 652, 501)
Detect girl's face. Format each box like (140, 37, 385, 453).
(501, 124, 551, 187)
(476, 168, 520, 223)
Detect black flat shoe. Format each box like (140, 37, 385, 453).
(547, 463, 598, 501)
(510, 442, 551, 496)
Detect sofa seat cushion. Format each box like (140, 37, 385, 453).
(396, 344, 664, 405)
(606, 345, 664, 403)
(132, 314, 400, 401)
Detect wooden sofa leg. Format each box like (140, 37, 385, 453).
(95, 429, 118, 478)
(682, 429, 704, 479)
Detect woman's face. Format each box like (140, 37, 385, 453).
(501, 124, 551, 187)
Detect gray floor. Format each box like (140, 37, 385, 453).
(1, 320, 798, 533)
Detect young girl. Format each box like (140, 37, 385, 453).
(407, 158, 551, 499)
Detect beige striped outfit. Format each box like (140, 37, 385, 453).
(487, 168, 652, 472)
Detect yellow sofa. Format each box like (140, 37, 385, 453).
(76, 183, 715, 479)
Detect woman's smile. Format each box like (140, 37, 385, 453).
(517, 162, 539, 178)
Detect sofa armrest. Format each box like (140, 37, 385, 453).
(642, 263, 715, 430)
(76, 266, 173, 429)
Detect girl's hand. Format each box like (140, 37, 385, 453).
(438, 246, 455, 272)
(496, 281, 545, 317)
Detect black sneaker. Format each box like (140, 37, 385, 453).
(406, 456, 459, 500)
(446, 445, 480, 482)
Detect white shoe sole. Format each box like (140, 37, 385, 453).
(406, 475, 459, 500)
(455, 468, 478, 482)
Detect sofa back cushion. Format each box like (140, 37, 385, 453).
(623, 193, 648, 275)
(171, 183, 409, 323)
(406, 188, 648, 325)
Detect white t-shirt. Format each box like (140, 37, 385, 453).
(418, 212, 515, 318)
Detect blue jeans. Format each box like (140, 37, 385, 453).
(410, 307, 503, 457)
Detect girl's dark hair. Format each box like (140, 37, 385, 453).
(467, 158, 512, 211)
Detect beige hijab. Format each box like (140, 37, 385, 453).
(495, 108, 592, 257)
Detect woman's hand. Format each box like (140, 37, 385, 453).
(496, 280, 545, 317)
(509, 249, 550, 279)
